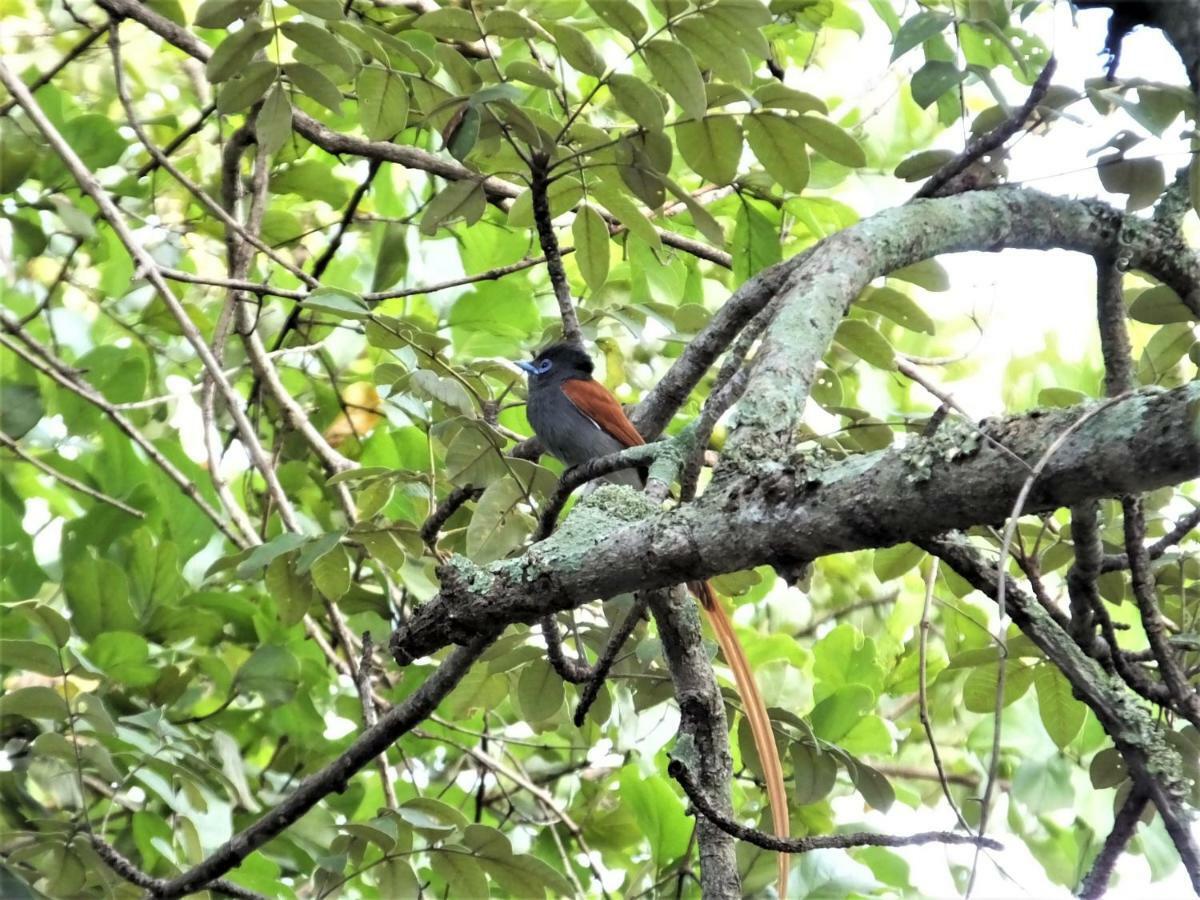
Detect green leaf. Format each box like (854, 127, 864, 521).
(835, 319, 895, 369)
(419, 179, 486, 236)
(414, 8, 480, 42)
(357, 67, 409, 140)
(1034, 664, 1085, 748)
(792, 742, 838, 805)
(217, 60, 277, 114)
(891, 10, 953, 61)
(619, 767, 691, 866)
(643, 40, 706, 121)
(281, 21, 357, 79)
(588, 0, 646, 41)
(551, 22, 606, 76)
(430, 848, 488, 898)
(0, 382, 43, 439)
(873, 543, 924, 581)
(572, 203, 609, 291)
(375, 858, 420, 899)
(465, 476, 532, 564)
(462, 824, 576, 896)
(962, 661, 1035, 712)
(609, 73, 665, 132)
(0, 122, 39, 193)
(745, 112, 810, 192)
(303, 287, 370, 319)
(674, 16, 752, 86)
(234, 532, 310, 578)
(589, 179, 661, 252)
(857, 286, 935, 334)
(849, 759, 895, 812)
(311, 544, 350, 600)
(0, 640, 63, 676)
(64, 556, 139, 641)
(1129, 285, 1194, 324)
(676, 115, 742, 185)
(90, 631, 156, 687)
(235, 644, 300, 704)
(894, 148, 956, 181)
(732, 200, 781, 286)
(285, 63, 343, 115)
(1138, 322, 1195, 382)
(206, 22, 274, 84)
(911, 60, 964, 109)
(1098, 156, 1166, 211)
(516, 659, 564, 722)
(1038, 387, 1086, 408)
(265, 554, 315, 626)
(484, 9, 538, 39)
(409, 370, 475, 414)
(753, 82, 826, 114)
(194, 0, 259, 28)
(504, 60, 558, 89)
(810, 684, 874, 742)
(0, 685, 68, 720)
(256, 83, 292, 156)
(891, 258, 950, 291)
(444, 423, 507, 485)
(793, 114, 866, 167)
(661, 176, 725, 246)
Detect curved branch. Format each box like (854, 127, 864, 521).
(391, 382, 1200, 662)
(669, 759, 1001, 853)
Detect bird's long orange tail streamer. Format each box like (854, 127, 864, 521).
(691, 580, 789, 897)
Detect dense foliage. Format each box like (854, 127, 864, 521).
(1, 0, 1198, 897)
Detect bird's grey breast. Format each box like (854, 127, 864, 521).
(526, 381, 639, 486)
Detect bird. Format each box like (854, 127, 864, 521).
(517, 341, 790, 896)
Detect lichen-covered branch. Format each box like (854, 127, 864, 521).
(391, 382, 1200, 662)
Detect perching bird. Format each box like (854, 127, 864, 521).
(518, 341, 790, 896)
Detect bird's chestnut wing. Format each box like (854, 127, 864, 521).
(560, 378, 645, 448)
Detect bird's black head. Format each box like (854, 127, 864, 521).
(517, 342, 595, 381)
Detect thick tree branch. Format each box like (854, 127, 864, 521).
(648, 588, 740, 899)
(724, 189, 1200, 466)
(392, 383, 1200, 662)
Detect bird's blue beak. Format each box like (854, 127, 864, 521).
(515, 360, 537, 375)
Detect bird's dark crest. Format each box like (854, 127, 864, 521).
(532, 342, 595, 376)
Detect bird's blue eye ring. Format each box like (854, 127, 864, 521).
(533, 358, 553, 374)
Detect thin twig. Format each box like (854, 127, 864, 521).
(529, 151, 582, 345)
(918, 558, 972, 832)
(915, 56, 1057, 199)
(573, 593, 650, 725)
(1078, 789, 1148, 899)
(0, 329, 242, 544)
(0, 26, 105, 117)
(669, 759, 1001, 853)
(0, 432, 145, 518)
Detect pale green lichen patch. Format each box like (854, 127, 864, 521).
(899, 417, 983, 483)
(519, 485, 659, 574)
(445, 553, 496, 593)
